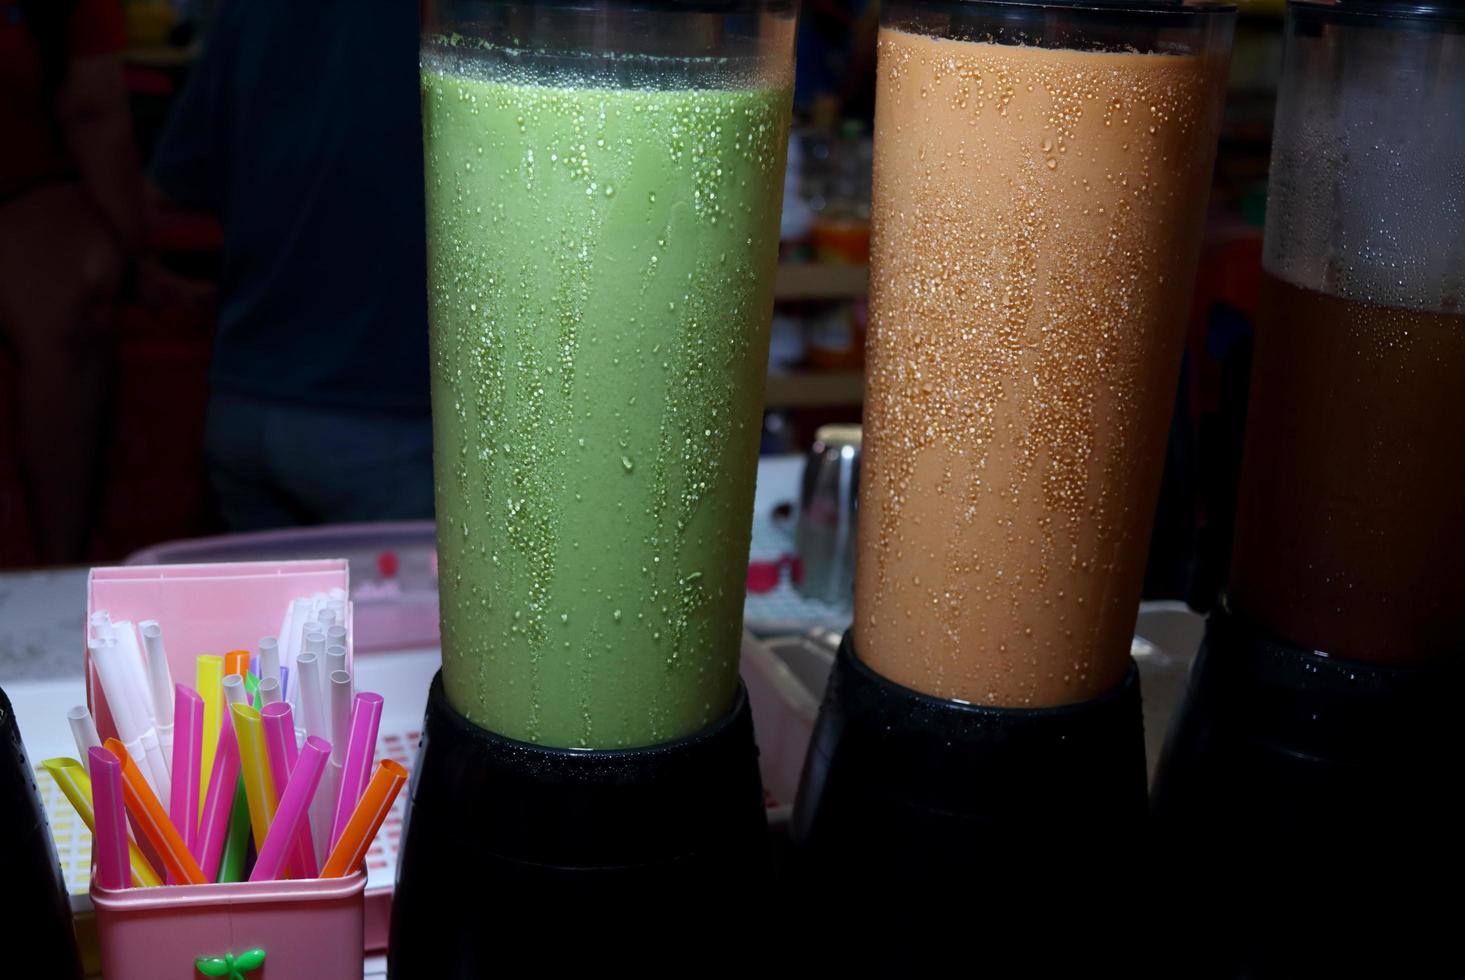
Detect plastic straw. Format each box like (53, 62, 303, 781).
(88, 748, 132, 890)
(326, 671, 353, 853)
(218, 783, 250, 883)
(107, 626, 171, 805)
(311, 765, 338, 863)
(325, 644, 348, 680)
(230, 704, 277, 851)
(224, 649, 250, 680)
(112, 621, 156, 724)
(330, 691, 382, 851)
(67, 705, 101, 761)
(196, 654, 223, 820)
(296, 652, 328, 742)
(138, 621, 175, 773)
(113, 623, 174, 801)
(102, 738, 206, 884)
(258, 675, 282, 706)
(259, 637, 280, 687)
(320, 759, 407, 878)
(196, 711, 242, 881)
(169, 685, 204, 866)
(249, 736, 329, 882)
(296, 652, 332, 857)
(261, 702, 318, 878)
(93, 634, 170, 804)
(277, 601, 298, 675)
(284, 596, 312, 674)
(43, 757, 160, 887)
(244, 672, 262, 708)
(136, 724, 172, 821)
(299, 612, 317, 647)
(326, 624, 348, 651)
(91, 639, 152, 785)
(279, 666, 290, 703)
(222, 674, 248, 713)
(303, 628, 325, 659)
(329, 670, 353, 767)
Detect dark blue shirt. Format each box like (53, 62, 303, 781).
(152, 0, 429, 415)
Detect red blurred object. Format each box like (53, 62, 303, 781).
(86, 299, 215, 562)
(0, 354, 37, 567)
(0, 206, 222, 568)
(746, 553, 803, 594)
(122, 66, 173, 97)
(377, 550, 399, 579)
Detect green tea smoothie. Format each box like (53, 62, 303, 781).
(422, 56, 790, 748)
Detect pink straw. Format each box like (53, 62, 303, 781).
(260, 702, 319, 878)
(249, 736, 330, 882)
(196, 707, 243, 881)
(170, 685, 205, 867)
(89, 747, 131, 890)
(330, 692, 383, 852)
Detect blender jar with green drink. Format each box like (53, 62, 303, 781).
(422, 0, 795, 750)
(394, 1, 797, 970)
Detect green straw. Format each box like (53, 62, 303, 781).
(244, 673, 262, 710)
(217, 779, 251, 882)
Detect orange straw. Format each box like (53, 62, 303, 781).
(224, 649, 251, 678)
(320, 759, 407, 878)
(103, 738, 207, 885)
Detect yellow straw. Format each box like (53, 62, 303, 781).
(41, 757, 162, 887)
(230, 704, 277, 851)
(196, 655, 224, 821)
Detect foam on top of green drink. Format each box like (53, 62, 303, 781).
(422, 59, 789, 748)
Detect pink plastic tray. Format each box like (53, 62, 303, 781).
(92, 872, 365, 980)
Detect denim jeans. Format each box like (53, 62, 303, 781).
(204, 390, 434, 530)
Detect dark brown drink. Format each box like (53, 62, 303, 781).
(1229, 271, 1465, 664)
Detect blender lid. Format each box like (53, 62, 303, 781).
(1291, 0, 1465, 20)
(929, 0, 1236, 6)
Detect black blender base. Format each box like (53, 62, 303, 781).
(1151, 608, 1465, 978)
(790, 632, 1148, 968)
(389, 672, 767, 976)
(0, 687, 83, 980)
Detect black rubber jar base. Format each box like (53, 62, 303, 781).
(790, 631, 1148, 969)
(1151, 606, 1465, 977)
(389, 671, 768, 976)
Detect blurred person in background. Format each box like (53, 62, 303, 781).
(796, 0, 879, 117)
(150, 0, 433, 531)
(0, 0, 149, 562)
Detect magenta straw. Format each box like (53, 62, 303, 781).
(249, 736, 330, 882)
(195, 710, 243, 881)
(170, 685, 205, 865)
(260, 701, 318, 878)
(330, 692, 383, 852)
(89, 747, 131, 890)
